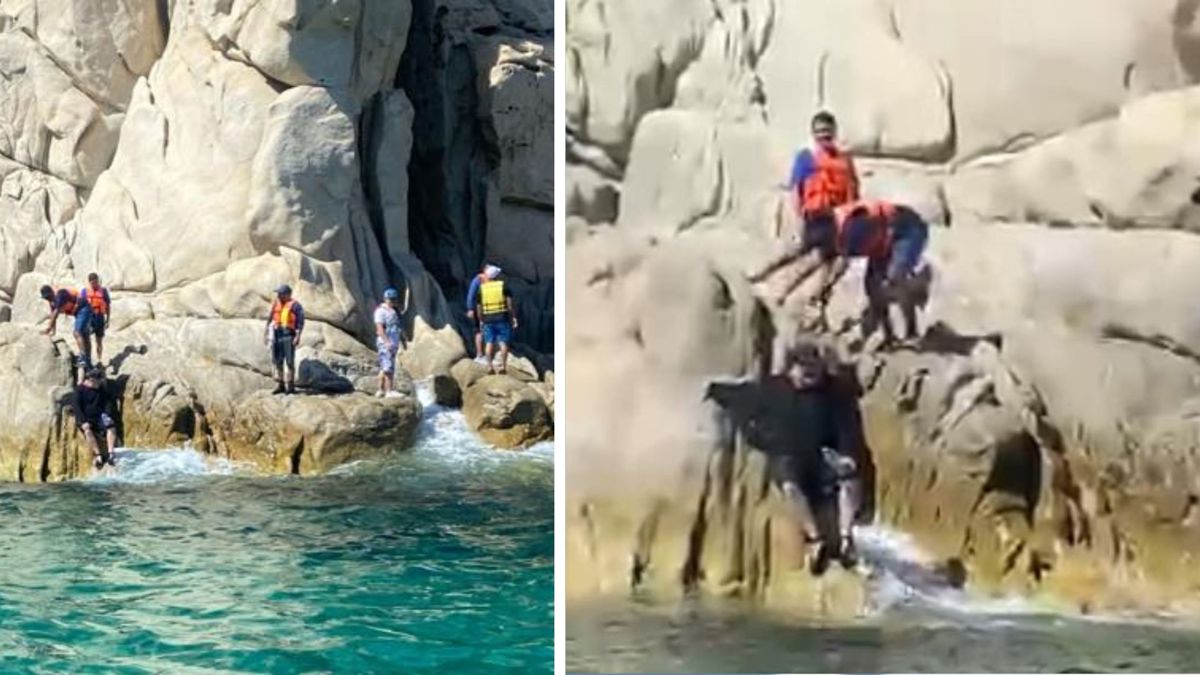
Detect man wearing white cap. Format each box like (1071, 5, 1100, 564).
(474, 265, 518, 374)
(465, 263, 501, 364)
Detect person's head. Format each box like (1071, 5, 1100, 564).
(783, 340, 830, 390)
(275, 284, 292, 300)
(87, 272, 100, 289)
(811, 111, 838, 148)
(84, 366, 103, 386)
(39, 285, 53, 302)
(383, 287, 400, 305)
(484, 264, 501, 280)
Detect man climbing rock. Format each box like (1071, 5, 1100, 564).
(40, 284, 89, 361)
(476, 265, 518, 375)
(748, 111, 860, 306)
(466, 264, 497, 363)
(264, 284, 305, 395)
(77, 273, 112, 370)
(72, 366, 118, 470)
(705, 341, 864, 575)
(374, 286, 409, 397)
(813, 199, 931, 348)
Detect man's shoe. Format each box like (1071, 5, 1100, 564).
(286, 384, 297, 395)
(272, 383, 286, 395)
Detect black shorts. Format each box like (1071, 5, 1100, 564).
(272, 331, 296, 369)
(81, 413, 115, 431)
(91, 314, 106, 339)
(798, 213, 838, 262)
(772, 448, 857, 502)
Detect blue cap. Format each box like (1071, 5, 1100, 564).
(275, 284, 292, 295)
(383, 287, 400, 300)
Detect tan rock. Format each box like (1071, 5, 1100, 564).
(462, 374, 553, 448)
(400, 318, 468, 380)
(1, 0, 165, 108)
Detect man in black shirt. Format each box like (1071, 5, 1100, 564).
(705, 341, 863, 574)
(71, 367, 118, 469)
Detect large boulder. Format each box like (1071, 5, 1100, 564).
(400, 318, 469, 380)
(462, 374, 553, 449)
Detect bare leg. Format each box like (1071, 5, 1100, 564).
(782, 481, 820, 540)
(748, 246, 803, 283)
(106, 428, 118, 464)
(775, 252, 827, 305)
(474, 331, 483, 359)
(498, 341, 509, 374)
(83, 427, 101, 467)
(95, 335, 104, 364)
(485, 341, 496, 373)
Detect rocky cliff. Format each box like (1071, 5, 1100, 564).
(567, 0, 1200, 615)
(0, 0, 553, 479)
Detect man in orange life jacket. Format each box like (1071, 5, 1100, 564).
(264, 284, 305, 394)
(812, 200, 930, 347)
(40, 284, 90, 360)
(77, 273, 112, 369)
(748, 111, 860, 305)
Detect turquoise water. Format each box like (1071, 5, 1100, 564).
(0, 391, 553, 674)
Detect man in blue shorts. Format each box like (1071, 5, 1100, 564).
(475, 266, 518, 375)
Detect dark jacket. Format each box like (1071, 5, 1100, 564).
(71, 381, 113, 427)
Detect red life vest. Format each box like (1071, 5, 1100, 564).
(799, 144, 859, 217)
(271, 299, 298, 330)
(52, 287, 80, 316)
(82, 286, 109, 315)
(834, 200, 897, 259)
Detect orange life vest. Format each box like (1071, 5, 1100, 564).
(53, 287, 80, 316)
(834, 200, 897, 259)
(82, 286, 109, 315)
(799, 145, 859, 217)
(271, 299, 298, 331)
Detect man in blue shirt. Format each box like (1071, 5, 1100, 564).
(466, 264, 498, 363)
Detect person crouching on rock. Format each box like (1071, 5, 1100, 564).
(40, 284, 89, 364)
(476, 265, 518, 375)
(705, 341, 863, 575)
(72, 366, 118, 470)
(265, 284, 304, 395)
(812, 200, 930, 348)
(374, 286, 409, 397)
(465, 264, 495, 364)
(77, 273, 112, 370)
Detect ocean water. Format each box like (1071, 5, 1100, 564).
(0, 387, 553, 674)
(567, 527, 1200, 673)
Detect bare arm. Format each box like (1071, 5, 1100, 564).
(402, 288, 410, 315)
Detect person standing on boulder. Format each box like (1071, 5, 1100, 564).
(374, 286, 409, 397)
(476, 265, 518, 375)
(77, 273, 112, 370)
(748, 110, 860, 306)
(71, 366, 118, 470)
(812, 199, 930, 348)
(265, 284, 305, 395)
(466, 264, 497, 364)
(40, 284, 89, 364)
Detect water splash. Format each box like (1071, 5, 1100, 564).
(855, 525, 1067, 620)
(83, 446, 243, 485)
(80, 381, 552, 484)
(410, 380, 553, 466)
